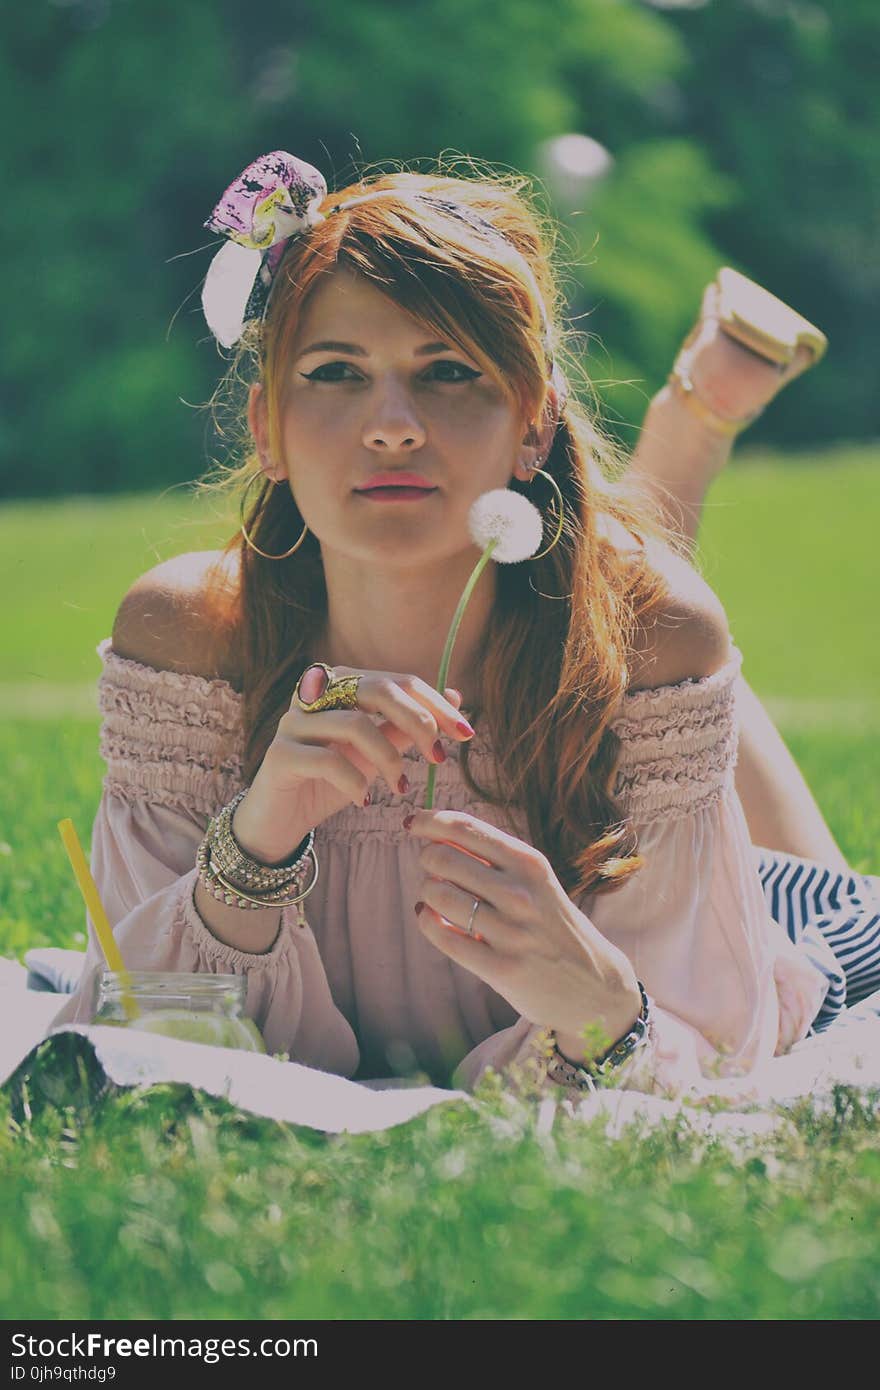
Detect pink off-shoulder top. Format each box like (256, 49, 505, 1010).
(52, 639, 830, 1097)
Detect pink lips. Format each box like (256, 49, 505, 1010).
(357, 487, 437, 503)
(354, 472, 436, 491)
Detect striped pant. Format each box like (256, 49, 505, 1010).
(755, 847, 880, 1035)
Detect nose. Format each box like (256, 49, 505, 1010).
(362, 378, 427, 453)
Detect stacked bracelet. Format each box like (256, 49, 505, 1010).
(210, 787, 313, 891)
(196, 831, 319, 913)
(195, 787, 319, 917)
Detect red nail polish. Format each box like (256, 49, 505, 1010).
(403, 813, 415, 830)
(432, 740, 446, 763)
(363, 792, 371, 808)
(398, 774, 410, 794)
(456, 720, 475, 738)
(415, 901, 425, 916)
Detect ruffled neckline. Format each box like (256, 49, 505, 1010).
(95, 635, 744, 752)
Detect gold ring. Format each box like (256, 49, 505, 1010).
(293, 662, 363, 713)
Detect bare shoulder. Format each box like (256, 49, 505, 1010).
(624, 537, 734, 693)
(111, 549, 242, 686)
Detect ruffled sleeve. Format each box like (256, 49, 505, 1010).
(453, 648, 831, 1100)
(51, 639, 359, 1074)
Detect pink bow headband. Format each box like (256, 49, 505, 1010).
(201, 150, 568, 409)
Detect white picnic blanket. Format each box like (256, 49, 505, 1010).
(2, 956, 879, 1139)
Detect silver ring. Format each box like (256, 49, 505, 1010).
(465, 897, 481, 937)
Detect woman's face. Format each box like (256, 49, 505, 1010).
(249, 264, 533, 567)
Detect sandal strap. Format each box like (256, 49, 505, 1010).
(667, 361, 765, 438)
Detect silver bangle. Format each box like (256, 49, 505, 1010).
(209, 787, 314, 892)
(196, 829, 319, 913)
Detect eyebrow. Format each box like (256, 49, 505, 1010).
(296, 339, 456, 359)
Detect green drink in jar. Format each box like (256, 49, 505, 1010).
(93, 971, 267, 1053)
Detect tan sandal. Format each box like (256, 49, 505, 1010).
(668, 267, 828, 436)
(713, 266, 827, 368)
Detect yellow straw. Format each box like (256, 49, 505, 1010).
(57, 818, 139, 1021)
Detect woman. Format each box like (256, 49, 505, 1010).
(55, 153, 877, 1098)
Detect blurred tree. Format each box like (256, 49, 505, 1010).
(660, 0, 880, 444)
(0, 0, 875, 498)
(0, 0, 248, 497)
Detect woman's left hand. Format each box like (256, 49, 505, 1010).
(407, 808, 640, 1045)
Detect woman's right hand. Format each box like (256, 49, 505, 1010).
(231, 665, 473, 865)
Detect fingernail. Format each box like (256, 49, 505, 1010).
(398, 774, 409, 794)
(299, 664, 328, 703)
(447, 688, 462, 702)
(403, 813, 415, 830)
(363, 792, 371, 808)
(432, 740, 446, 763)
(415, 901, 425, 916)
(455, 719, 475, 738)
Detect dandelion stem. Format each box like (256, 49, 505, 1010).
(425, 538, 498, 809)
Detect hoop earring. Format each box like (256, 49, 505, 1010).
(239, 471, 309, 561)
(525, 459, 565, 561)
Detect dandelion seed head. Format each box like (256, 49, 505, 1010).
(467, 488, 545, 563)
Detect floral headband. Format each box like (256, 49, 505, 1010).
(201, 150, 568, 409)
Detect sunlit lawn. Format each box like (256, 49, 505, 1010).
(1, 444, 878, 1319)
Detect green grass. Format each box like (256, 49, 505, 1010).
(1, 447, 879, 1320)
(3, 1064, 879, 1320)
(695, 440, 880, 705)
(0, 483, 237, 687)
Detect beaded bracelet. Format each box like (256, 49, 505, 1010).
(544, 982, 654, 1093)
(196, 829, 320, 918)
(209, 787, 314, 892)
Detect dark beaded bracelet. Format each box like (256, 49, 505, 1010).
(544, 981, 654, 1093)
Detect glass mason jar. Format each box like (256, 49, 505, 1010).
(93, 970, 267, 1053)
